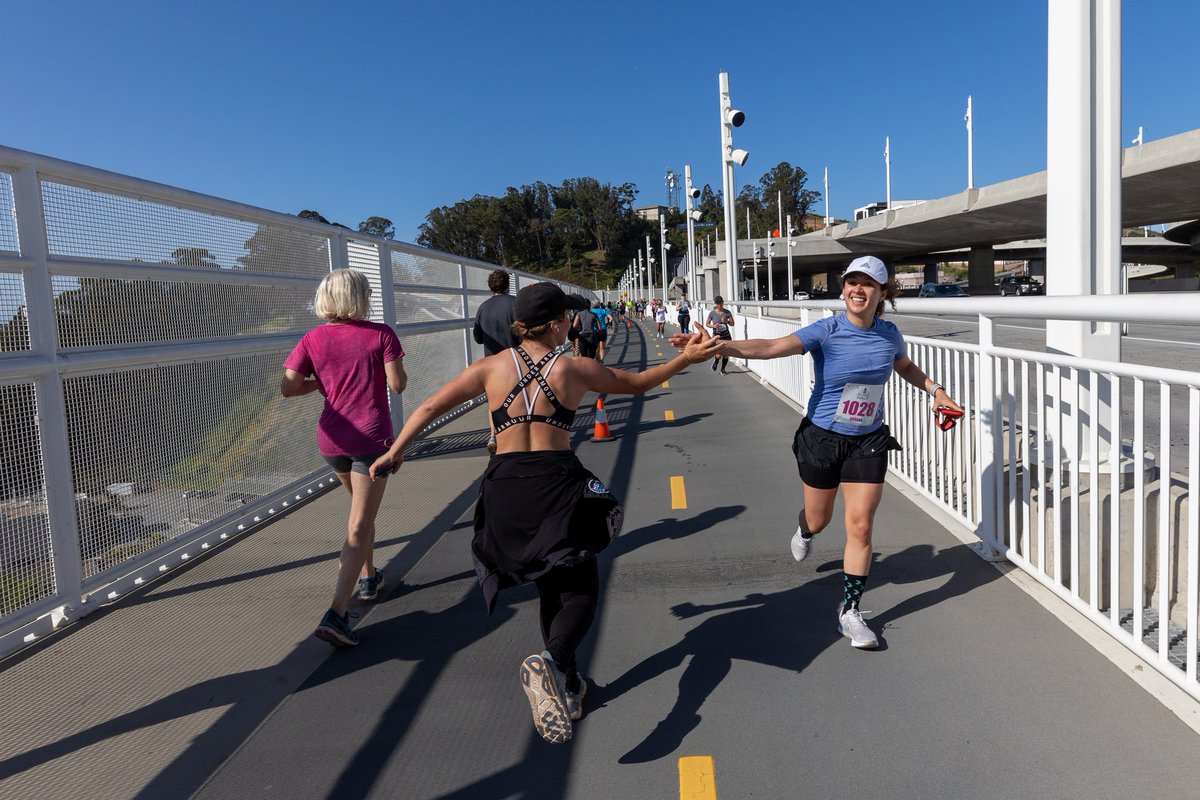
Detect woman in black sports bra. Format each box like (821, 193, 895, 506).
(370, 282, 720, 744)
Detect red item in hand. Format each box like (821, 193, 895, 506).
(933, 405, 964, 431)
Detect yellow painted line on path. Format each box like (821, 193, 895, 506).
(670, 475, 687, 509)
(662, 380, 669, 389)
(664, 409, 675, 422)
(679, 755, 717, 799)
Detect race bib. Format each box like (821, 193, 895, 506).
(834, 383, 884, 427)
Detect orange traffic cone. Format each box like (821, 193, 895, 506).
(592, 397, 615, 442)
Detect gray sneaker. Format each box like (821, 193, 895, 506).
(837, 604, 879, 649)
(565, 677, 588, 721)
(314, 608, 359, 647)
(790, 528, 814, 562)
(357, 568, 385, 601)
(519, 651, 573, 743)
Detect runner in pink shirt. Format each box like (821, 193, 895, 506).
(281, 269, 406, 646)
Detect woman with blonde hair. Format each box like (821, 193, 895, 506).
(370, 282, 720, 743)
(281, 268, 407, 647)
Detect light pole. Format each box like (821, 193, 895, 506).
(685, 164, 700, 302)
(719, 71, 748, 304)
(646, 234, 654, 296)
(824, 166, 831, 226)
(746, 206, 753, 300)
(659, 214, 670, 304)
(786, 213, 795, 299)
(884, 136, 892, 210)
(766, 229, 774, 301)
(965, 95, 975, 189)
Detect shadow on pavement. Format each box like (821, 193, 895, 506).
(599, 541, 1002, 763)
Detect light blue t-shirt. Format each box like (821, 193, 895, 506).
(595, 308, 610, 330)
(793, 314, 907, 435)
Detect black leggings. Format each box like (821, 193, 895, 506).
(534, 559, 599, 681)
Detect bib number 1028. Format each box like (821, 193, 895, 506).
(840, 400, 876, 418)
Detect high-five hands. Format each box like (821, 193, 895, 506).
(674, 324, 724, 364)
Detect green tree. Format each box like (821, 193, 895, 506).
(357, 216, 395, 239)
(297, 209, 330, 224)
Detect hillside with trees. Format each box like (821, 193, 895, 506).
(410, 163, 820, 289)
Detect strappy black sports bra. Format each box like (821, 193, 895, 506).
(491, 346, 577, 435)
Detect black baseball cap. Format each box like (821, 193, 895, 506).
(514, 283, 590, 327)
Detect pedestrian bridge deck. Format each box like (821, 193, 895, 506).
(2, 319, 1198, 800)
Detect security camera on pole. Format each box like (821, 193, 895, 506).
(685, 164, 701, 301)
(719, 72, 748, 305)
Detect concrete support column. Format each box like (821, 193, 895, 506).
(826, 269, 840, 295)
(798, 273, 813, 293)
(1045, 0, 1122, 463)
(923, 260, 939, 284)
(967, 247, 994, 291)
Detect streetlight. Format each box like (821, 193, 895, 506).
(884, 135, 892, 210)
(786, 213, 795, 300)
(823, 167, 831, 227)
(965, 95, 975, 189)
(766, 229, 775, 301)
(719, 71, 748, 304)
(659, 214, 670, 304)
(685, 164, 700, 302)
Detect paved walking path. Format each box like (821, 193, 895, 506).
(2, 317, 1199, 800)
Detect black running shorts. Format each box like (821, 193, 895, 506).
(791, 418, 899, 489)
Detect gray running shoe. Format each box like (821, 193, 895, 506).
(789, 528, 814, 561)
(565, 677, 588, 721)
(314, 608, 359, 647)
(357, 568, 385, 601)
(837, 603, 879, 649)
(519, 651, 573, 743)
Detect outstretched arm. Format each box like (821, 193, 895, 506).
(576, 332, 722, 394)
(718, 334, 806, 360)
(893, 356, 962, 413)
(370, 362, 488, 478)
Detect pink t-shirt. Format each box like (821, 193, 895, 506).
(284, 320, 404, 456)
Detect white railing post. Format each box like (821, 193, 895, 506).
(460, 263, 473, 368)
(379, 246, 403, 432)
(976, 313, 1003, 558)
(12, 165, 85, 620)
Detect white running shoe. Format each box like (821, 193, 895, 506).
(789, 528, 814, 561)
(519, 652, 573, 743)
(837, 604, 879, 649)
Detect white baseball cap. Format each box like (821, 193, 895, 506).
(841, 255, 889, 285)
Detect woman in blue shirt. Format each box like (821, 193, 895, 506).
(716, 256, 962, 649)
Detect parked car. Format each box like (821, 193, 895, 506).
(997, 275, 1044, 296)
(918, 283, 970, 298)
(792, 291, 810, 301)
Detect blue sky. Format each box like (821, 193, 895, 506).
(4, 0, 1198, 243)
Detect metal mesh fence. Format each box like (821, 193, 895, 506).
(464, 264, 504, 293)
(391, 249, 460, 289)
(398, 328, 470, 423)
(61, 352, 326, 582)
(395, 291, 465, 326)
(41, 181, 331, 277)
(0, 382, 55, 616)
(0, 172, 17, 253)
(50, 275, 315, 348)
(0, 274, 30, 351)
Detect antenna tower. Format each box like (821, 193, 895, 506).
(665, 169, 679, 209)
